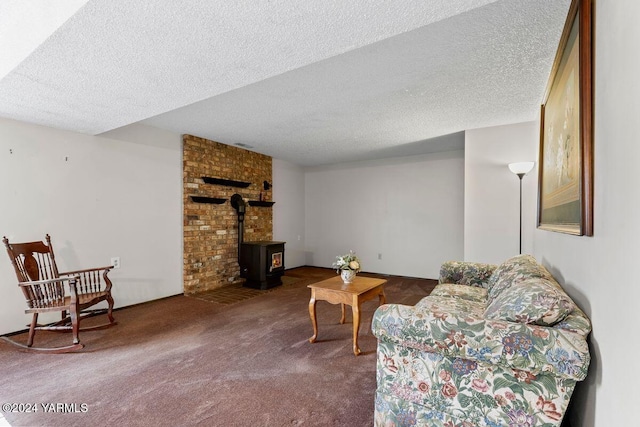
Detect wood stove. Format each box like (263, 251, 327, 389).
(230, 192, 285, 290)
(240, 241, 285, 290)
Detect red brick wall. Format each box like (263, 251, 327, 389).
(183, 135, 273, 294)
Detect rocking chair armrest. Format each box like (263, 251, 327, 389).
(59, 266, 113, 275)
(18, 276, 80, 287)
(18, 276, 81, 310)
(59, 267, 114, 293)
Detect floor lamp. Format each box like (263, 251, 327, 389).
(508, 162, 535, 254)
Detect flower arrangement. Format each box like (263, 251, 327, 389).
(332, 250, 361, 273)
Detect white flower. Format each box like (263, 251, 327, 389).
(331, 251, 362, 273)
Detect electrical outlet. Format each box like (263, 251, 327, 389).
(111, 257, 121, 269)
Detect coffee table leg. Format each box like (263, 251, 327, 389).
(340, 303, 346, 324)
(352, 302, 361, 356)
(308, 295, 318, 343)
(379, 290, 386, 305)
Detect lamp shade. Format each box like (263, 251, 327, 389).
(508, 162, 535, 175)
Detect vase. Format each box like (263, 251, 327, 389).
(341, 269, 356, 284)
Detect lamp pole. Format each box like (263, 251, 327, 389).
(516, 173, 525, 254)
(508, 162, 535, 255)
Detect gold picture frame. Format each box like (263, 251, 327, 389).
(538, 0, 593, 236)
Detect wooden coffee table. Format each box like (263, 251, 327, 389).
(308, 275, 386, 356)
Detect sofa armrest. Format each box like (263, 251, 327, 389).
(371, 301, 590, 381)
(439, 261, 497, 288)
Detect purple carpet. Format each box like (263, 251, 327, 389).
(0, 267, 435, 426)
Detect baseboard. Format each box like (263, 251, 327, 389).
(287, 265, 437, 281)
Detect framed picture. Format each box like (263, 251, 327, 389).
(538, 0, 593, 236)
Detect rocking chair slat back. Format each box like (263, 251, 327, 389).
(6, 234, 59, 283)
(2, 234, 117, 353)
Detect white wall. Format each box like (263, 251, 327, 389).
(304, 150, 464, 279)
(464, 2, 640, 424)
(465, 121, 538, 263)
(0, 119, 183, 335)
(532, 1, 640, 425)
(272, 158, 306, 268)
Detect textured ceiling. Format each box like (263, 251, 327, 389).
(0, 0, 570, 166)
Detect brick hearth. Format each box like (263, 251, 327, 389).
(183, 134, 273, 294)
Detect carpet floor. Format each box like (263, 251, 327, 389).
(0, 267, 436, 427)
(189, 276, 303, 305)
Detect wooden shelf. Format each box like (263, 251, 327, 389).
(190, 196, 226, 204)
(202, 177, 251, 188)
(248, 201, 275, 207)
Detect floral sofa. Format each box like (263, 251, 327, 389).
(371, 254, 591, 427)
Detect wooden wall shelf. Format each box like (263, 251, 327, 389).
(190, 196, 226, 204)
(202, 177, 251, 188)
(248, 201, 275, 207)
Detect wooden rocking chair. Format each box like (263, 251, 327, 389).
(2, 234, 117, 353)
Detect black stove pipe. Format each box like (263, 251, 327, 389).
(230, 194, 246, 260)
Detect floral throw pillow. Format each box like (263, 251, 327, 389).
(487, 255, 553, 305)
(484, 278, 576, 326)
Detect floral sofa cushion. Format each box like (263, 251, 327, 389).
(487, 255, 553, 305)
(552, 305, 592, 337)
(484, 277, 576, 326)
(414, 295, 486, 319)
(430, 283, 488, 303)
